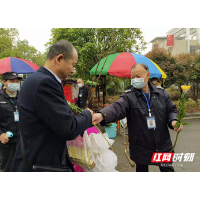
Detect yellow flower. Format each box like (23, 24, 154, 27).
(181, 85, 191, 94)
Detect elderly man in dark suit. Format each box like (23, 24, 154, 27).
(11, 40, 93, 172)
(93, 63, 183, 172)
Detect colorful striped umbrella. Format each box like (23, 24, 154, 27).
(89, 52, 166, 78)
(0, 57, 40, 74)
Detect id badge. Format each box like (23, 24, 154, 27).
(146, 116, 156, 129)
(14, 112, 19, 122)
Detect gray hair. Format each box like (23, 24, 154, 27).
(131, 63, 149, 72)
(47, 40, 75, 61)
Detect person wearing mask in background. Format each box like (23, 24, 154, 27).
(92, 63, 183, 172)
(151, 77, 162, 88)
(76, 78, 92, 109)
(0, 72, 22, 172)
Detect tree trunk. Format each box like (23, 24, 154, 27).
(97, 86, 100, 102)
(103, 76, 106, 105)
(193, 85, 196, 99)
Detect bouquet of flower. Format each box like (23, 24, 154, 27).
(171, 85, 191, 152)
(67, 101, 115, 171)
(67, 101, 114, 151)
(67, 130, 117, 172)
(67, 132, 95, 170)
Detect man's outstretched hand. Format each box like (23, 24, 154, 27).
(92, 113, 104, 125)
(86, 108, 93, 116)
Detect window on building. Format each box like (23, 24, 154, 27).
(190, 45, 196, 53)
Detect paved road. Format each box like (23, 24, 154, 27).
(109, 117, 200, 172)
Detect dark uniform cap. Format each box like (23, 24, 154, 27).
(2, 72, 23, 80)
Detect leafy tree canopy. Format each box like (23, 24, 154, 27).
(0, 28, 46, 67)
(46, 28, 147, 94)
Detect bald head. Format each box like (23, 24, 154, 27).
(131, 63, 149, 72)
(44, 40, 78, 81)
(47, 40, 75, 61)
(131, 63, 150, 81)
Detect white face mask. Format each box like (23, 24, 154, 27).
(7, 83, 20, 93)
(131, 73, 148, 89)
(78, 83, 82, 88)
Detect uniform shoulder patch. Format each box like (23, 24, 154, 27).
(156, 86, 164, 90)
(124, 89, 132, 93)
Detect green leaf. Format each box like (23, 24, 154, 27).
(68, 102, 83, 113)
(174, 121, 181, 128)
(182, 122, 190, 126)
(105, 123, 112, 127)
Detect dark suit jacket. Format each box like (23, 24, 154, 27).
(76, 85, 92, 109)
(11, 67, 92, 172)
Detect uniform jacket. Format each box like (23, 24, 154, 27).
(100, 82, 178, 165)
(11, 67, 92, 171)
(0, 90, 19, 143)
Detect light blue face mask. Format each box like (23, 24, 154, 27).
(131, 73, 148, 89)
(7, 83, 20, 93)
(78, 84, 82, 88)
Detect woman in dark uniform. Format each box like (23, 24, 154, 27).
(0, 72, 22, 172)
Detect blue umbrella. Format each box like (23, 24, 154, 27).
(0, 57, 40, 74)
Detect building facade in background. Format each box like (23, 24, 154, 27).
(150, 28, 200, 55)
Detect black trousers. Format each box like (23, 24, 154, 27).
(136, 164, 175, 172)
(0, 143, 17, 172)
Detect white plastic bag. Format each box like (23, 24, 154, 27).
(87, 133, 118, 172)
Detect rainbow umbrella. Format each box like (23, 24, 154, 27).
(89, 52, 166, 78)
(0, 57, 40, 74)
